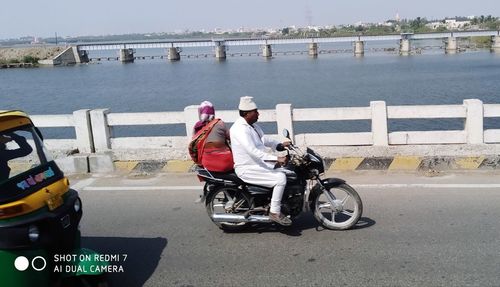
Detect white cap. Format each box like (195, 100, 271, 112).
(238, 96, 258, 111)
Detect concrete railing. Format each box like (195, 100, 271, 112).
(37, 99, 500, 161)
(31, 109, 93, 153)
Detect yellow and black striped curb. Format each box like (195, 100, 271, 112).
(112, 156, 500, 174)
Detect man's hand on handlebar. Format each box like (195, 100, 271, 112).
(277, 156, 288, 166)
(276, 141, 292, 152)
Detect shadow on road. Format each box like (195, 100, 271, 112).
(225, 212, 376, 236)
(351, 217, 376, 230)
(82, 236, 167, 287)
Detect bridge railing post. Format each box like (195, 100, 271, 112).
(73, 109, 94, 153)
(464, 99, 484, 144)
(276, 104, 294, 141)
(371, 101, 389, 146)
(90, 109, 111, 152)
(184, 105, 199, 140)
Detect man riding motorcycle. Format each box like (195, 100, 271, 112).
(229, 96, 292, 226)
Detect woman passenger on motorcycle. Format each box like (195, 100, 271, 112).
(192, 101, 234, 172)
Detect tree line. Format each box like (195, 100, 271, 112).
(282, 15, 499, 37)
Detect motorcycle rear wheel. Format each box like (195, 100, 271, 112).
(311, 183, 362, 230)
(205, 187, 252, 231)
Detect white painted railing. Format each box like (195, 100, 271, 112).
(34, 99, 500, 160)
(30, 109, 93, 153)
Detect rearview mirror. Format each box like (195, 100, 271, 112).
(282, 129, 290, 140)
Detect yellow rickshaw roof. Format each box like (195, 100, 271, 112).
(0, 110, 33, 131)
(0, 110, 30, 119)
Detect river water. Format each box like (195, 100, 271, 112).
(1, 43, 499, 137)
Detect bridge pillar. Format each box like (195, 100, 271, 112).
(445, 37, 458, 54)
(354, 41, 365, 56)
(215, 45, 226, 60)
(72, 47, 89, 63)
(491, 36, 500, 53)
(399, 39, 411, 55)
(168, 47, 181, 61)
(79, 50, 89, 63)
(262, 44, 272, 58)
(120, 48, 134, 63)
(308, 43, 318, 57)
(120, 49, 134, 63)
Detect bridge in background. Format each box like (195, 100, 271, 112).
(77, 31, 499, 50)
(70, 30, 500, 62)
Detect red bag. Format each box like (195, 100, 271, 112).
(188, 119, 221, 164)
(201, 147, 234, 172)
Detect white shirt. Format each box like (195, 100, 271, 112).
(230, 117, 280, 171)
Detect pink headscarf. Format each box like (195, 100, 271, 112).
(193, 101, 215, 133)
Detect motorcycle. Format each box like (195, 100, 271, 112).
(196, 129, 363, 231)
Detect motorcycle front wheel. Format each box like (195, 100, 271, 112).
(205, 187, 252, 232)
(310, 183, 362, 230)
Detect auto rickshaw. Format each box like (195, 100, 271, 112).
(0, 110, 108, 287)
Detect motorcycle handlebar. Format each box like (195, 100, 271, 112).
(276, 143, 286, 151)
(276, 142, 297, 151)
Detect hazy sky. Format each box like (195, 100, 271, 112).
(1, 0, 499, 39)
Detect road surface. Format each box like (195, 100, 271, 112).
(68, 170, 500, 286)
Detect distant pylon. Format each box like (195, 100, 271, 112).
(305, 5, 312, 26)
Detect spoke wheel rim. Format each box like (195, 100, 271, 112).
(315, 186, 359, 228)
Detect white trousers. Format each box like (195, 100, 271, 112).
(235, 166, 287, 214)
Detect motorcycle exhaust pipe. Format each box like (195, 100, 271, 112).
(211, 214, 272, 223)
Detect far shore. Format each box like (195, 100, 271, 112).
(0, 46, 65, 67)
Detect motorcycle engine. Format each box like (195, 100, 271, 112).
(282, 194, 303, 217)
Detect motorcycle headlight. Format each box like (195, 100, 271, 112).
(74, 198, 82, 212)
(28, 225, 40, 242)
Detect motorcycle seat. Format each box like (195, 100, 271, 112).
(202, 169, 295, 191)
(210, 171, 273, 191)
(208, 171, 245, 185)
